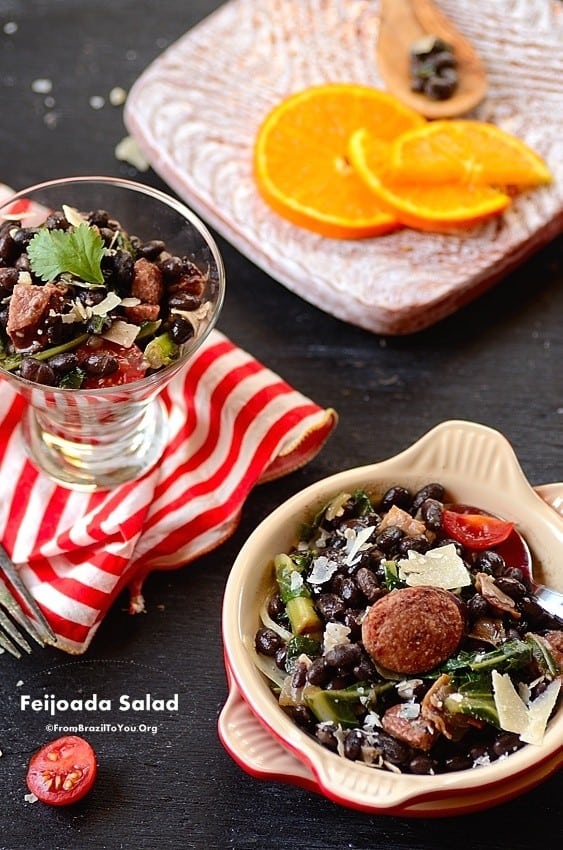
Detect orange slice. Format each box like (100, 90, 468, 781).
(389, 121, 552, 187)
(348, 128, 512, 233)
(254, 84, 426, 239)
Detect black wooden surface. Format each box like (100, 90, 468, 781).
(0, 2, 561, 848)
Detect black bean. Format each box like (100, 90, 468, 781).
(342, 609, 363, 640)
(0, 231, 17, 265)
(11, 227, 38, 248)
(432, 50, 458, 71)
(0, 267, 18, 292)
(45, 211, 70, 230)
(338, 576, 364, 608)
(83, 352, 119, 377)
(87, 209, 110, 228)
(518, 595, 545, 623)
(380, 486, 411, 512)
(409, 754, 435, 774)
(356, 567, 381, 603)
(467, 593, 490, 620)
(324, 643, 362, 670)
(375, 526, 404, 554)
(316, 723, 339, 752)
(441, 754, 473, 772)
(420, 498, 443, 531)
(425, 72, 457, 100)
(168, 315, 194, 345)
(160, 255, 184, 279)
(343, 729, 363, 761)
(168, 291, 203, 311)
(47, 352, 79, 375)
(493, 732, 522, 757)
(411, 483, 445, 514)
(502, 566, 529, 587)
(15, 254, 31, 272)
(474, 550, 505, 575)
(352, 653, 377, 681)
(316, 593, 346, 622)
(288, 705, 315, 732)
(374, 732, 412, 767)
(306, 657, 331, 686)
(254, 627, 282, 657)
(367, 547, 385, 568)
(495, 576, 527, 600)
(396, 534, 431, 558)
(77, 288, 107, 307)
(291, 661, 308, 689)
(274, 645, 287, 670)
(19, 357, 56, 386)
(137, 239, 166, 260)
(267, 592, 284, 620)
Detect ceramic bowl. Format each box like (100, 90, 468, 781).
(220, 420, 563, 816)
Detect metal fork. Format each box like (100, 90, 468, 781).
(0, 544, 56, 657)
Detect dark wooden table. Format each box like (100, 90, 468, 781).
(0, 2, 561, 848)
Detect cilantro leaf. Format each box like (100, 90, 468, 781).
(27, 223, 105, 284)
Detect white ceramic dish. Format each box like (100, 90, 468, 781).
(220, 420, 563, 815)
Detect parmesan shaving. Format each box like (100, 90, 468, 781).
(398, 543, 471, 589)
(101, 319, 140, 348)
(62, 204, 87, 227)
(492, 670, 561, 745)
(91, 291, 122, 315)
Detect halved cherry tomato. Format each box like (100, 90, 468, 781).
(442, 508, 514, 550)
(26, 735, 97, 805)
(75, 340, 147, 389)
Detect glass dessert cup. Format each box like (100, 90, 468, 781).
(0, 176, 225, 491)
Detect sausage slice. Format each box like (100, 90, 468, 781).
(361, 586, 464, 674)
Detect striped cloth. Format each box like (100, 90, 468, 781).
(0, 330, 337, 653)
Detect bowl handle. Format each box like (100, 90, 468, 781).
(218, 684, 318, 790)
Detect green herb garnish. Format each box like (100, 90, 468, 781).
(27, 223, 105, 284)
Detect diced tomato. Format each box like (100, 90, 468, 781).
(26, 735, 97, 805)
(442, 508, 515, 550)
(75, 340, 147, 389)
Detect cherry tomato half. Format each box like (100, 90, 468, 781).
(26, 735, 97, 805)
(75, 340, 147, 389)
(442, 508, 515, 550)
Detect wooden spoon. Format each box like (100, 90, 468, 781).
(376, 0, 488, 119)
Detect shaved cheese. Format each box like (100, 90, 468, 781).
(101, 319, 140, 348)
(62, 204, 87, 227)
(521, 679, 561, 745)
(91, 291, 122, 316)
(344, 525, 375, 566)
(323, 622, 351, 653)
(492, 670, 561, 745)
(492, 671, 528, 735)
(398, 543, 471, 589)
(308, 555, 338, 585)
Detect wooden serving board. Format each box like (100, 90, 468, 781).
(125, 0, 563, 335)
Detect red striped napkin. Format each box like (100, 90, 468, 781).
(0, 330, 337, 653)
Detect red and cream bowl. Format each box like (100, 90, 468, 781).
(219, 420, 563, 816)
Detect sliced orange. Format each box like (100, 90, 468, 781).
(254, 84, 425, 239)
(348, 128, 512, 233)
(389, 121, 552, 187)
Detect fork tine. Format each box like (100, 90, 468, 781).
(0, 630, 22, 658)
(0, 545, 56, 643)
(0, 608, 32, 655)
(0, 579, 47, 646)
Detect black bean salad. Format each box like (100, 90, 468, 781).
(0, 204, 215, 389)
(254, 484, 562, 775)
